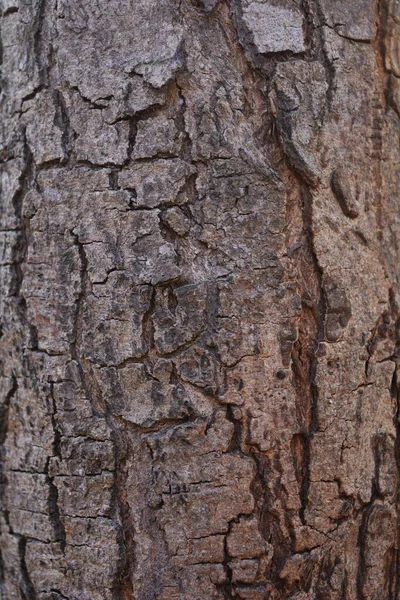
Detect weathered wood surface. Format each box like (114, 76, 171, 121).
(0, 0, 400, 598)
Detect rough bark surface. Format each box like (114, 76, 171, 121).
(0, 0, 400, 599)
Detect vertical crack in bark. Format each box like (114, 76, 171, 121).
(0, 531, 5, 598)
(113, 448, 135, 600)
(387, 291, 400, 600)
(356, 503, 374, 600)
(390, 296, 400, 600)
(120, 100, 163, 165)
(10, 135, 33, 311)
(46, 383, 66, 551)
(393, 366, 400, 600)
(69, 232, 139, 597)
(375, 0, 391, 103)
(370, 93, 385, 241)
(0, 375, 18, 573)
(69, 232, 106, 414)
(126, 118, 137, 163)
(219, 518, 239, 600)
(290, 185, 326, 527)
(46, 458, 66, 552)
(2, 119, 45, 597)
(69, 231, 88, 374)
(33, 0, 48, 85)
(308, 0, 336, 115)
(53, 90, 73, 162)
(371, 0, 391, 242)
(212, 0, 330, 576)
(219, 0, 328, 537)
(18, 537, 37, 600)
(255, 451, 294, 585)
(0, 375, 17, 456)
(356, 293, 400, 600)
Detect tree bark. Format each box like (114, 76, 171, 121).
(1, 0, 400, 598)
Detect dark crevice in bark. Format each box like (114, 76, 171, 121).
(69, 86, 113, 109)
(48, 590, 69, 600)
(299, 0, 319, 58)
(372, 0, 392, 244)
(69, 231, 89, 373)
(0, 26, 3, 93)
(108, 170, 120, 190)
(1, 6, 19, 17)
(309, 0, 336, 114)
(46, 383, 65, 549)
(111, 432, 135, 600)
(174, 78, 200, 219)
(10, 135, 33, 301)
(141, 286, 156, 354)
(18, 537, 37, 600)
(33, 0, 48, 85)
(115, 98, 165, 158)
(292, 432, 311, 526)
(217, 0, 330, 579)
(36, 158, 129, 170)
(218, 519, 239, 600)
(69, 232, 139, 597)
(113, 508, 135, 600)
(131, 439, 170, 600)
(389, 301, 400, 600)
(53, 90, 73, 162)
(290, 186, 326, 527)
(375, 0, 391, 106)
(127, 119, 137, 162)
(371, 433, 387, 501)
(356, 310, 399, 600)
(395, 396, 400, 600)
(21, 85, 45, 105)
(356, 504, 373, 600)
(303, 183, 326, 393)
(271, 96, 320, 188)
(49, 383, 62, 460)
(0, 375, 17, 449)
(225, 405, 242, 454)
(175, 80, 191, 160)
(0, 537, 5, 598)
(255, 453, 293, 587)
(3, 135, 47, 598)
(0, 376, 17, 526)
(46, 467, 66, 551)
(0, 381, 17, 593)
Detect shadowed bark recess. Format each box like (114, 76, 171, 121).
(0, 0, 400, 599)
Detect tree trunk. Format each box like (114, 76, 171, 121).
(1, 0, 400, 598)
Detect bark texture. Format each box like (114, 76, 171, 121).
(1, 0, 400, 599)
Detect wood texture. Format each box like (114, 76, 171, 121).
(0, 1, 400, 598)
